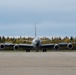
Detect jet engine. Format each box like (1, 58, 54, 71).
(67, 43, 73, 49)
(54, 44, 60, 50)
(13, 44, 19, 50)
(0, 44, 5, 50)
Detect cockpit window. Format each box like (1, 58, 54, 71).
(36, 41, 40, 46)
(35, 40, 40, 46)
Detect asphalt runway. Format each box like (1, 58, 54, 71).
(0, 52, 76, 75)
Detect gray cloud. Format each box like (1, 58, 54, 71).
(0, 0, 76, 12)
(0, 0, 76, 36)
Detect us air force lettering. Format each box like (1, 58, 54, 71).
(0, 26, 73, 52)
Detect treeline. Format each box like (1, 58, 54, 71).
(0, 36, 76, 44)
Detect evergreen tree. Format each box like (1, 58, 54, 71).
(1, 36, 5, 43)
(12, 37, 16, 43)
(70, 36, 74, 40)
(0, 36, 1, 43)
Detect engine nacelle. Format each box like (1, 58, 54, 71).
(67, 43, 73, 49)
(0, 44, 5, 50)
(13, 44, 19, 50)
(54, 44, 60, 50)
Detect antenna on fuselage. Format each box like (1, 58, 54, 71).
(35, 23, 36, 38)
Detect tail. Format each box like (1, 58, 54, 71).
(35, 23, 36, 38)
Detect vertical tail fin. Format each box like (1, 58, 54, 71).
(35, 23, 36, 38)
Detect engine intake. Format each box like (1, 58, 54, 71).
(0, 44, 5, 49)
(54, 44, 60, 50)
(13, 44, 19, 50)
(67, 43, 73, 49)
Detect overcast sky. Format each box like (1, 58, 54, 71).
(0, 0, 76, 37)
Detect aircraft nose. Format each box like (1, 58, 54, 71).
(36, 41, 40, 46)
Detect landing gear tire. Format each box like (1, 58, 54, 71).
(43, 49, 46, 52)
(36, 50, 39, 52)
(26, 49, 30, 52)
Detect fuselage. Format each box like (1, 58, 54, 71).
(32, 37, 42, 50)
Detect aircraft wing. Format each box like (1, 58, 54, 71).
(41, 42, 73, 50)
(16, 44, 33, 49)
(41, 44, 55, 49)
(0, 42, 73, 50)
(0, 43, 34, 50)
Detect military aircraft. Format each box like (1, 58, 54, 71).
(0, 25, 73, 52)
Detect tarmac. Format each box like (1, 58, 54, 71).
(0, 52, 76, 75)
